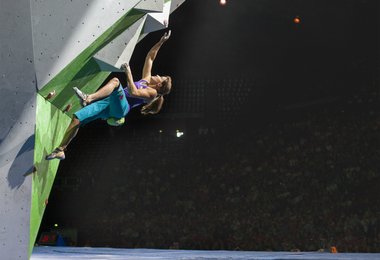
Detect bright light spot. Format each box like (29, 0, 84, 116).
(220, 0, 227, 6)
(293, 17, 301, 24)
(176, 130, 184, 138)
(54, 224, 58, 228)
(159, 130, 163, 133)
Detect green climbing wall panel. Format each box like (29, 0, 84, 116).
(30, 8, 145, 256)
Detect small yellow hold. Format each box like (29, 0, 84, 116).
(107, 117, 125, 126)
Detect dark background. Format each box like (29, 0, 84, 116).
(40, 0, 380, 252)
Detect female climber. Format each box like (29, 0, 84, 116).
(46, 30, 172, 160)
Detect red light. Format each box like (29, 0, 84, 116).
(41, 235, 50, 243)
(39, 233, 57, 245)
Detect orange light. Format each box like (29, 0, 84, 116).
(294, 17, 301, 24)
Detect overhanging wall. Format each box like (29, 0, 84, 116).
(0, 0, 186, 259)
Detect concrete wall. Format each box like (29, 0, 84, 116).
(0, 0, 36, 258)
(31, 0, 141, 89)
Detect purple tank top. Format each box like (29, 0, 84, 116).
(123, 79, 149, 108)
